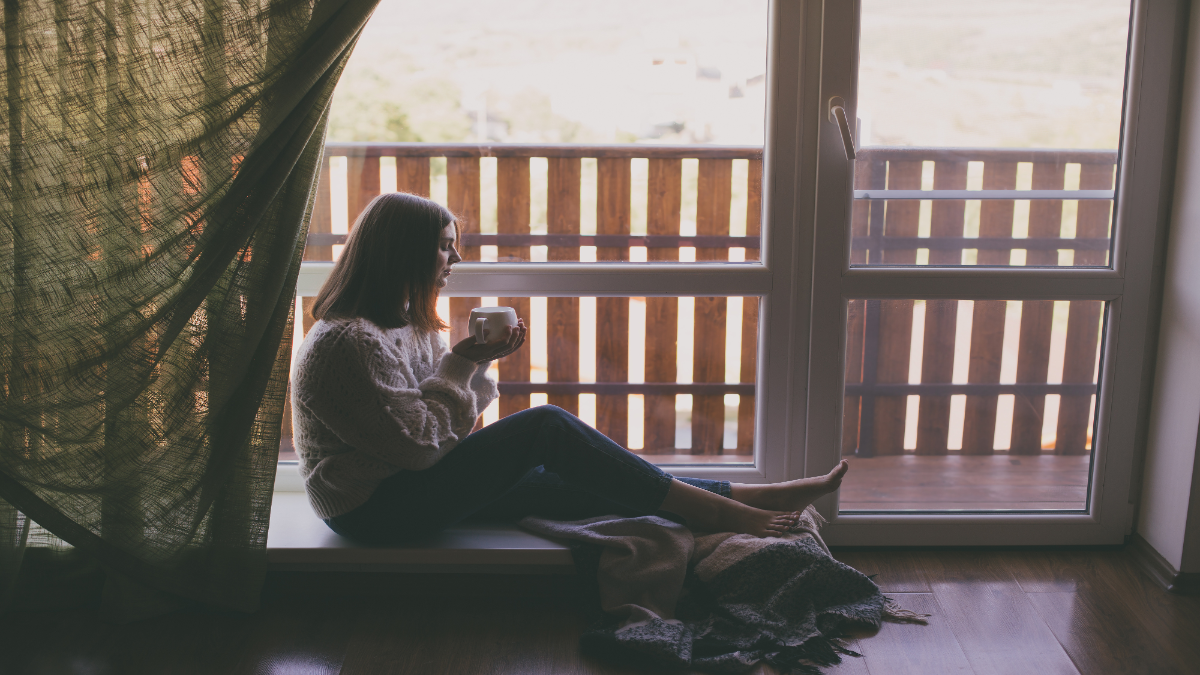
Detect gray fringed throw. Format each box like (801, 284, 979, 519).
(521, 507, 927, 675)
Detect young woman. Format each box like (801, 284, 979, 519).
(292, 192, 848, 545)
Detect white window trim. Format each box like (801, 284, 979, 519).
(804, 0, 1186, 546)
(285, 0, 1183, 549)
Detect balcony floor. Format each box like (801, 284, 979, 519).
(838, 454, 1092, 511)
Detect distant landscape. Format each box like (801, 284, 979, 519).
(329, 0, 769, 145)
(329, 0, 1131, 150)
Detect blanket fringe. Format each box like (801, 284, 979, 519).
(804, 505, 828, 529)
(882, 595, 931, 624)
(764, 634, 852, 675)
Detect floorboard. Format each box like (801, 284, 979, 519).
(233, 598, 354, 675)
(3, 548, 1198, 675)
(915, 550, 1081, 675)
(847, 593, 973, 675)
(832, 549, 932, 593)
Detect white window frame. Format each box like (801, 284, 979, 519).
(805, 0, 1186, 546)
(285, 0, 1183, 551)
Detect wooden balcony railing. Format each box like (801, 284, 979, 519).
(283, 143, 1117, 461)
(846, 147, 1116, 458)
(292, 143, 764, 459)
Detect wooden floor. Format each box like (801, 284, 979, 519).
(3, 547, 1198, 675)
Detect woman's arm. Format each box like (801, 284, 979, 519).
(295, 322, 485, 471)
(433, 332, 499, 427)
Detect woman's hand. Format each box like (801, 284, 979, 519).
(452, 320, 527, 364)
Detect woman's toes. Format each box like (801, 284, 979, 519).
(824, 460, 850, 487)
(831, 459, 850, 479)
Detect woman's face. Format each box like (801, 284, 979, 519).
(434, 221, 462, 288)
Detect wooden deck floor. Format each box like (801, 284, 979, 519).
(839, 454, 1092, 511)
(3, 548, 1196, 675)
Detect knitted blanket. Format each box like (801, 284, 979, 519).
(520, 507, 924, 674)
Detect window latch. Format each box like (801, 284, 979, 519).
(828, 97, 856, 161)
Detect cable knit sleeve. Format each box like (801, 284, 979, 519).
(294, 321, 485, 471)
(432, 331, 499, 423)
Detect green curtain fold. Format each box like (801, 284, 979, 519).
(0, 0, 377, 613)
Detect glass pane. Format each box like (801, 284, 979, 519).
(283, 295, 760, 465)
(851, 1, 1129, 268)
(305, 1, 769, 262)
(840, 298, 1104, 511)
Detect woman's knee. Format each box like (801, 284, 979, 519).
(524, 404, 595, 440)
(528, 404, 575, 424)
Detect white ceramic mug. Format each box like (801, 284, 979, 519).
(469, 306, 519, 344)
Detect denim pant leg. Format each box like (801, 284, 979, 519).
(326, 405, 730, 544)
(477, 465, 732, 523)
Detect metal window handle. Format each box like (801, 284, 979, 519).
(828, 97, 856, 160)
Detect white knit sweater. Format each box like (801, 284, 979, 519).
(290, 317, 498, 519)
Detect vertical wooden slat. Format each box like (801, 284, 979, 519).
(1056, 300, 1102, 455)
(871, 161, 921, 455)
(1012, 298, 1054, 454)
(547, 157, 581, 416)
(843, 298, 866, 455)
(448, 156, 483, 431)
(915, 160, 967, 455)
(928, 160, 969, 266)
(396, 156, 430, 197)
(303, 155, 332, 261)
(1025, 161, 1066, 264)
(846, 158, 884, 455)
(975, 161, 1018, 264)
(736, 297, 758, 455)
(447, 157, 482, 332)
(1056, 162, 1113, 454)
(914, 301, 957, 455)
(1074, 162, 1115, 267)
(693, 159, 732, 454)
(1011, 161, 1066, 454)
(497, 157, 531, 419)
(960, 299, 1006, 455)
(345, 155, 381, 229)
(447, 157, 482, 346)
(595, 158, 631, 445)
(644, 158, 682, 454)
(742, 159, 763, 263)
(960, 162, 1018, 454)
(737, 158, 762, 455)
(849, 158, 874, 264)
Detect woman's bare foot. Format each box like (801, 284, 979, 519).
(729, 460, 850, 514)
(709, 502, 802, 538)
(658, 479, 802, 537)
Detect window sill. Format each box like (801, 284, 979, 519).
(267, 492, 575, 574)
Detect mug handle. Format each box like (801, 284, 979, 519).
(474, 317, 488, 344)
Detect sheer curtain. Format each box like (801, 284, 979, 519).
(0, 0, 377, 614)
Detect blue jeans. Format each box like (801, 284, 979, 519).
(324, 405, 731, 544)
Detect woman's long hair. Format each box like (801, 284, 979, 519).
(310, 192, 456, 332)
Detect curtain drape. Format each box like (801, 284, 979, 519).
(0, 0, 378, 614)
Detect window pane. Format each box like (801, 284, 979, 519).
(851, 1, 1129, 268)
(283, 295, 760, 465)
(840, 298, 1104, 511)
(306, 1, 770, 262)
